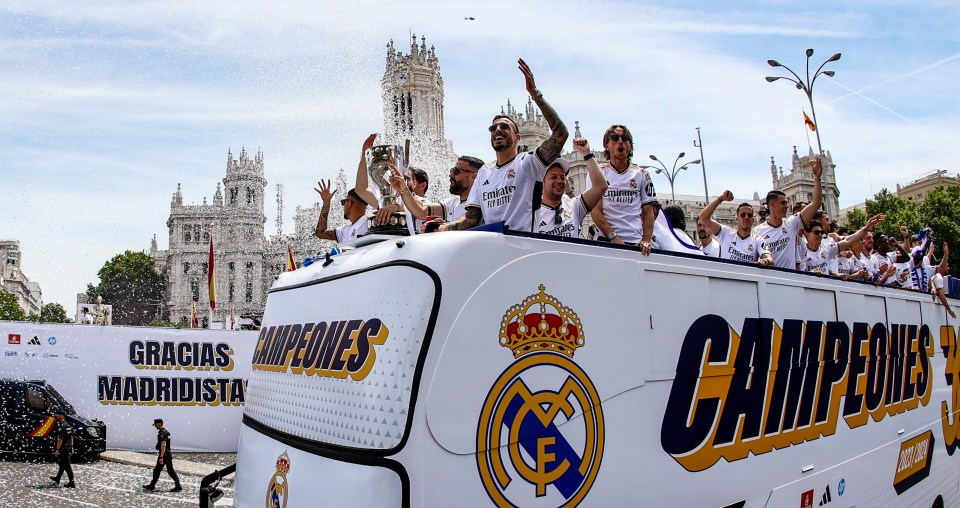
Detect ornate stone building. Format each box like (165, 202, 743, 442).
(150, 148, 299, 326)
(770, 146, 840, 219)
(381, 35, 458, 203)
(0, 240, 43, 317)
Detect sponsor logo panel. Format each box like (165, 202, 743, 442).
(8, 334, 20, 344)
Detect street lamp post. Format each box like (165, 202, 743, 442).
(765, 48, 841, 157)
(640, 152, 701, 203)
(693, 127, 708, 203)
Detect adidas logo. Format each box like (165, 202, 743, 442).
(28, 336, 41, 345)
(818, 485, 833, 506)
(483, 179, 490, 185)
(539, 221, 548, 227)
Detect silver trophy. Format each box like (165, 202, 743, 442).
(364, 144, 410, 235)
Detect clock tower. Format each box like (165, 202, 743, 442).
(382, 34, 457, 201)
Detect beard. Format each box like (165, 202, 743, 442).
(450, 179, 468, 195)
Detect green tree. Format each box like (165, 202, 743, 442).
(920, 185, 960, 272)
(843, 208, 867, 230)
(38, 302, 70, 323)
(0, 291, 26, 321)
(86, 250, 165, 326)
(865, 189, 922, 239)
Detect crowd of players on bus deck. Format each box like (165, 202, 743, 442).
(310, 59, 956, 318)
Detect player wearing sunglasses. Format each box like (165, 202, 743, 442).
(588, 124, 659, 255)
(698, 190, 773, 266)
(803, 213, 883, 276)
(439, 59, 568, 232)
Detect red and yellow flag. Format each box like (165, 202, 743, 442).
(192, 301, 199, 328)
(29, 416, 56, 437)
(286, 245, 297, 272)
(803, 111, 817, 132)
(208, 237, 216, 310)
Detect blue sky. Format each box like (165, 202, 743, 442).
(2, 1, 959, 315)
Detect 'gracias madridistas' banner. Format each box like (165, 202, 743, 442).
(0, 321, 256, 452)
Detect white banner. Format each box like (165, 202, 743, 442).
(0, 321, 256, 452)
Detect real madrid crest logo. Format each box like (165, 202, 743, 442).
(266, 451, 291, 508)
(477, 285, 604, 507)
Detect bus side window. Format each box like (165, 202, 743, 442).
(25, 387, 51, 413)
(0, 386, 16, 417)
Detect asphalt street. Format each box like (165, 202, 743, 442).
(0, 453, 235, 507)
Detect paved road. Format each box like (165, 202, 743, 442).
(0, 454, 235, 508)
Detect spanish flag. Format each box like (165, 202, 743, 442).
(192, 300, 198, 328)
(29, 416, 56, 437)
(286, 245, 297, 272)
(803, 111, 817, 132)
(208, 237, 216, 310)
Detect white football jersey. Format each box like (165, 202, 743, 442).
(931, 272, 946, 299)
(754, 214, 804, 269)
(836, 255, 865, 277)
(467, 151, 547, 232)
(404, 195, 430, 235)
(335, 216, 369, 243)
(715, 225, 771, 263)
(701, 238, 720, 258)
(587, 164, 658, 244)
(803, 241, 839, 274)
(441, 195, 468, 222)
(536, 195, 587, 238)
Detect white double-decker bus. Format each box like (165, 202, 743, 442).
(233, 228, 959, 507)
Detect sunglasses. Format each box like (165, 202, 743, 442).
(810, 230, 824, 237)
(738, 212, 754, 218)
(488, 123, 512, 133)
(554, 207, 563, 225)
(449, 166, 476, 175)
(609, 134, 631, 142)
(340, 199, 347, 206)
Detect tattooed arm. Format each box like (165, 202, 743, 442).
(438, 206, 482, 232)
(314, 179, 339, 241)
(518, 59, 568, 164)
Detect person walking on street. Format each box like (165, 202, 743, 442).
(49, 410, 76, 488)
(142, 418, 182, 492)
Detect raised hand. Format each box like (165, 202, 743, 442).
(362, 133, 378, 153)
(812, 157, 823, 179)
(314, 179, 337, 203)
(518, 58, 538, 96)
(573, 138, 591, 155)
(899, 225, 910, 237)
(721, 190, 734, 202)
(388, 163, 407, 194)
(866, 213, 884, 230)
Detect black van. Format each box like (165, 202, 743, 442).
(0, 379, 106, 458)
